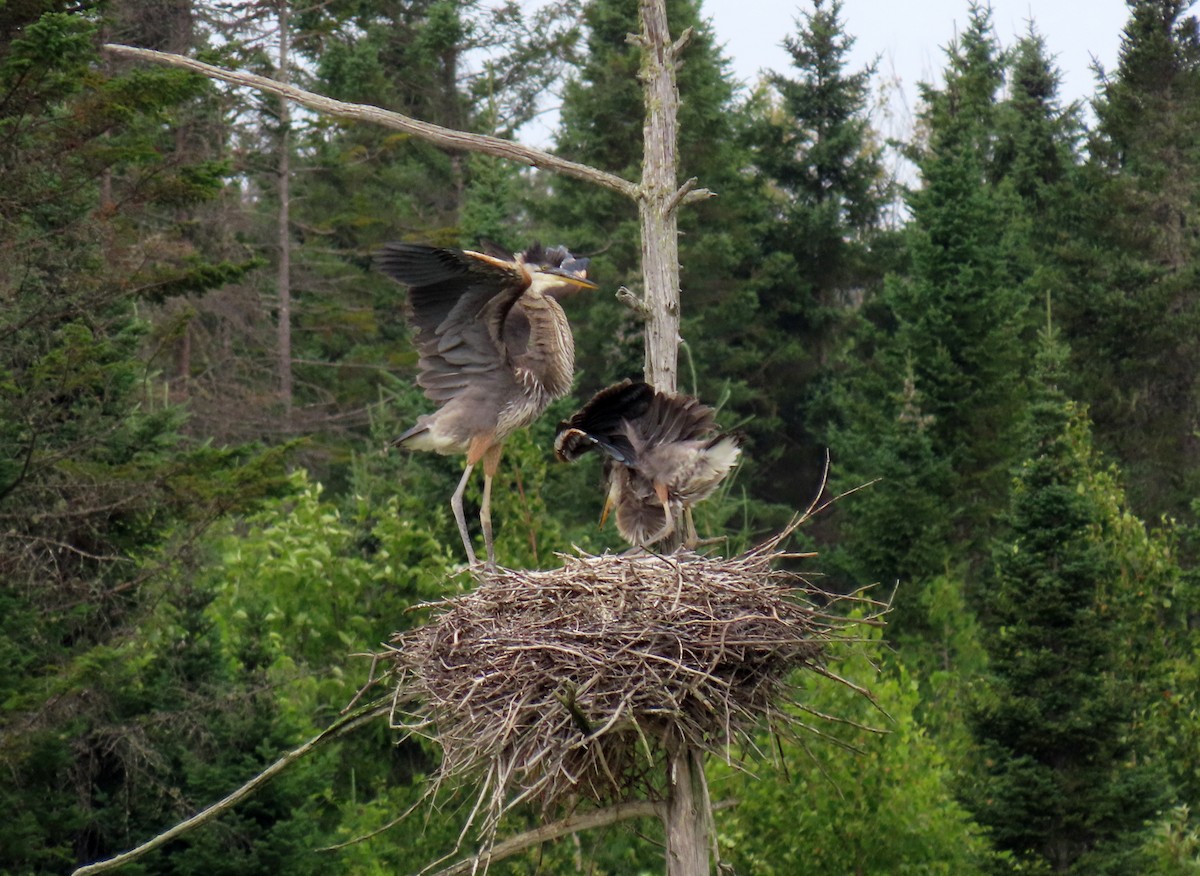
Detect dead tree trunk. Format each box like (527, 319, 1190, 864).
(665, 739, 710, 876)
(275, 0, 293, 417)
(636, 3, 709, 873)
(636, 0, 685, 395)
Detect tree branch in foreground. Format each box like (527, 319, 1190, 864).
(430, 801, 661, 876)
(428, 797, 738, 876)
(101, 45, 640, 202)
(71, 699, 390, 876)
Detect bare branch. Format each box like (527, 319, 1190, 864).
(72, 699, 389, 876)
(101, 45, 639, 201)
(2, 532, 133, 564)
(670, 26, 695, 59)
(616, 285, 651, 319)
(681, 188, 716, 206)
(430, 801, 661, 876)
(664, 177, 715, 215)
(0, 427, 36, 502)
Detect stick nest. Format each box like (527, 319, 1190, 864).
(384, 536, 877, 839)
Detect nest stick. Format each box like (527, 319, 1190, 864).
(383, 543, 882, 865)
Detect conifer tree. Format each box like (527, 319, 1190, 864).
(742, 0, 896, 506)
(539, 0, 757, 391)
(994, 28, 1081, 218)
(1067, 0, 1200, 515)
(252, 1, 583, 458)
(0, 7, 292, 869)
(829, 2, 1032, 600)
(285, 0, 473, 444)
(532, 0, 777, 535)
(963, 326, 1168, 874)
(892, 3, 1028, 531)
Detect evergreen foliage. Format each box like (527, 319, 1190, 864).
(740, 0, 897, 507)
(891, 3, 1030, 541)
(3, 0, 1200, 871)
(0, 6, 293, 871)
(826, 3, 1036, 615)
(540, 0, 761, 401)
(963, 328, 1172, 873)
(718, 622, 995, 874)
(1068, 0, 1200, 515)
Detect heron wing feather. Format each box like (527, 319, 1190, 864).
(554, 380, 653, 463)
(636, 393, 717, 447)
(376, 243, 529, 404)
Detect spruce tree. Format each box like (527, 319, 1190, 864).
(742, 0, 896, 506)
(994, 28, 1082, 217)
(0, 8, 294, 870)
(893, 3, 1028, 530)
(829, 2, 1032, 600)
(533, 0, 776, 533)
(539, 0, 758, 391)
(963, 327, 1168, 874)
(1067, 0, 1200, 516)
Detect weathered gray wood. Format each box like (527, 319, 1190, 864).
(71, 701, 389, 876)
(637, 0, 683, 395)
(636, 7, 712, 873)
(429, 801, 662, 876)
(105, 12, 717, 871)
(275, 2, 293, 416)
(665, 740, 710, 876)
(101, 44, 641, 202)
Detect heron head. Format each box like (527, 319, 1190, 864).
(525, 245, 597, 297)
(553, 425, 596, 462)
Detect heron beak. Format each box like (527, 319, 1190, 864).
(541, 264, 598, 289)
(556, 273, 598, 290)
(600, 485, 616, 528)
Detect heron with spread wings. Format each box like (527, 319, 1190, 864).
(377, 242, 596, 566)
(555, 380, 741, 549)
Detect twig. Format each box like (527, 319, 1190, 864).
(665, 177, 714, 214)
(102, 45, 639, 201)
(72, 699, 389, 876)
(670, 26, 695, 59)
(384, 543, 880, 855)
(616, 286, 650, 318)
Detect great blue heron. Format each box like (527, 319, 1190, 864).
(555, 380, 741, 548)
(377, 242, 596, 566)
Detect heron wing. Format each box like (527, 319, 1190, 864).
(555, 380, 654, 463)
(630, 391, 718, 449)
(376, 243, 528, 402)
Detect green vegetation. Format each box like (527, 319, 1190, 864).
(2, 0, 1199, 873)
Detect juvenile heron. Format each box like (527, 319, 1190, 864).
(378, 242, 596, 566)
(555, 380, 741, 548)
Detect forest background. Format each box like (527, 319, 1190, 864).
(3, 0, 1200, 873)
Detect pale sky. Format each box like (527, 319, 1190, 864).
(513, 1, 1133, 149)
(703, 0, 1132, 132)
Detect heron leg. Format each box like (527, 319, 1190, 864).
(451, 462, 478, 566)
(480, 472, 495, 567)
(480, 444, 503, 568)
(653, 482, 675, 548)
(682, 507, 699, 549)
